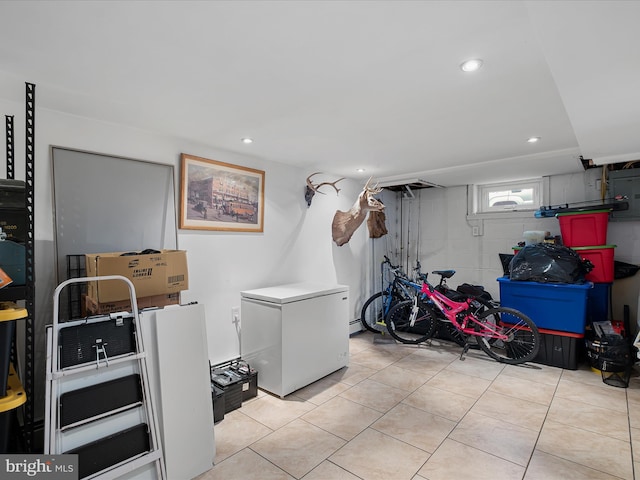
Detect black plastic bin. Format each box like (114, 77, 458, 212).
(0, 320, 15, 397)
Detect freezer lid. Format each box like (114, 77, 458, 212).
(241, 282, 349, 304)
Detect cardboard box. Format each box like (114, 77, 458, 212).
(85, 250, 188, 303)
(85, 293, 180, 315)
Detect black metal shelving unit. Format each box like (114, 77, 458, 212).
(1, 83, 36, 452)
(5, 115, 14, 180)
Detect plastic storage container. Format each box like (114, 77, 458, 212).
(534, 328, 583, 370)
(572, 245, 615, 283)
(497, 277, 592, 334)
(556, 209, 609, 247)
(0, 364, 27, 453)
(587, 282, 612, 324)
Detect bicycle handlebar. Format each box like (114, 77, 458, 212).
(383, 255, 430, 283)
(383, 255, 400, 269)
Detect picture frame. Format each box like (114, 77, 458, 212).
(179, 153, 265, 232)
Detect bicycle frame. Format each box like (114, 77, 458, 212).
(420, 281, 509, 341)
(377, 259, 423, 317)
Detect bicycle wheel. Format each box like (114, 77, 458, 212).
(385, 298, 437, 344)
(435, 321, 468, 347)
(360, 291, 396, 333)
(475, 307, 540, 364)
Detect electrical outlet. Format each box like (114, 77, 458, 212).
(472, 226, 480, 236)
(231, 306, 240, 324)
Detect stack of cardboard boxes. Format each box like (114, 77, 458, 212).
(84, 249, 189, 315)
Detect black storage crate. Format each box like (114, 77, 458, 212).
(533, 328, 583, 370)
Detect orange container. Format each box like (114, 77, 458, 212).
(572, 245, 616, 283)
(556, 210, 609, 247)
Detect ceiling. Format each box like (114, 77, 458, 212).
(0, 1, 638, 187)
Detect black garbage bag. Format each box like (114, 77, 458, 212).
(509, 243, 593, 284)
(614, 261, 640, 280)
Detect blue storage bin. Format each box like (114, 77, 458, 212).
(497, 277, 593, 334)
(587, 282, 611, 324)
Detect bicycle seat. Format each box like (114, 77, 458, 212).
(432, 270, 455, 279)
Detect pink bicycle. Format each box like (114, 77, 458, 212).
(386, 272, 540, 364)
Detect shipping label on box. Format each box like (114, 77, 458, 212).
(85, 249, 188, 302)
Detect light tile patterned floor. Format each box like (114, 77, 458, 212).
(197, 331, 639, 480)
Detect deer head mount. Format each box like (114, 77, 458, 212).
(332, 178, 384, 246)
(305, 172, 345, 207)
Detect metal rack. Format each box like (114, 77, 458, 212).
(1, 82, 36, 451)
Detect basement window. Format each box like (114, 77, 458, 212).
(475, 178, 544, 214)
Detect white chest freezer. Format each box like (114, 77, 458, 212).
(240, 282, 349, 397)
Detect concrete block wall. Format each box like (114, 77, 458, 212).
(375, 168, 639, 328)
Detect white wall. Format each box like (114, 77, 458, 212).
(0, 97, 373, 377)
(5, 89, 639, 412)
(376, 169, 640, 331)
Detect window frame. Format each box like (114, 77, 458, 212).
(468, 177, 549, 218)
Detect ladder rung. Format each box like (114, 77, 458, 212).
(84, 450, 163, 480)
(49, 352, 147, 380)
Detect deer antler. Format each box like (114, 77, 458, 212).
(315, 178, 345, 195)
(363, 177, 382, 194)
(306, 172, 345, 195)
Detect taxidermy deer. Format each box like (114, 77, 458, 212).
(332, 178, 384, 246)
(305, 172, 345, 207)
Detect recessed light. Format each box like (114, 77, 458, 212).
(356, 168, 365, 173)
(241, 138, 253, 144)
(527, 137, 541, 143)
(460, 59, 483, 72)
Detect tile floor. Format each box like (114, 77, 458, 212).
(197, 331, 640, 480)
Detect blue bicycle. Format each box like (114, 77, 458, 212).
(360, 257, 437, 343)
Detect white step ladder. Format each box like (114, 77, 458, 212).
(45, 276, 165, 480)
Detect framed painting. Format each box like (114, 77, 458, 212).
(179, 153, 265, 232)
